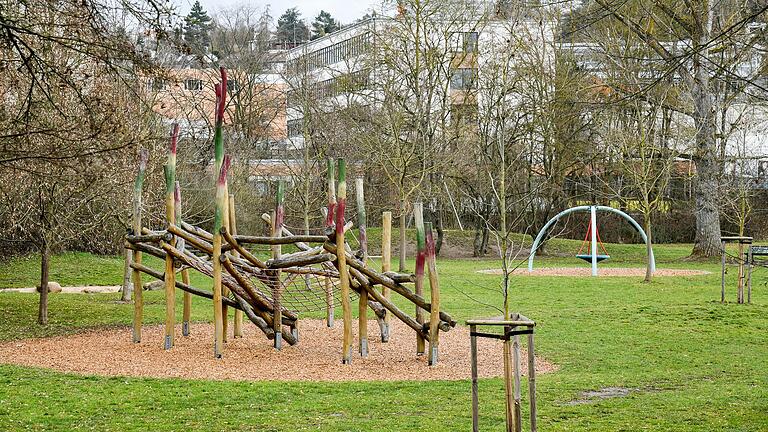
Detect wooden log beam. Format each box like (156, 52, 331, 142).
(267, 253, 335, 269)
(126, 232, 172, 244)
(180, 221, 214, 242)
(220, 227, 267, 268)
(233, 234, 329, 245)
(168, 224, 214, 255)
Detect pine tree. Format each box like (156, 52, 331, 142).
(274, 8, 310, 46)
(310, 10, 340, 40)
(183, 1, 213, 53)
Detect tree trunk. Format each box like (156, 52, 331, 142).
(399, 211, 407, 272)
(121, 246, 133, 302)
(690, 16, 722, 257)
(38, 236, 50, 325)
(473, 226, 484, 257)
(643, 214, 653, 283)
(435, 205, 444, 257)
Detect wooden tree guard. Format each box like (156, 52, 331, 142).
(425, 222, 440, 365)
(413, 202, 426, 355)
(381, 211, 392, 342)
(175, 181, 192, 337)
(325, 158, 336, 327)
(132, 148, 148, 343)
(229, 194, 243, 338)
(212, 156, 231, 358)
(356, 177, 369, 357)
(467, 317, 537, 432)
(336, 159, 353, 364)
(272, 181, 285, 350)
(720, 236, 753, 304)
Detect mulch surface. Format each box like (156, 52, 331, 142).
(0, 319, 556, 382)
(479, 268, 711, 277)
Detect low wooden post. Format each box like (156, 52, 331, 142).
(503, 326, 515, 432)
(381, 211, 392, 342)
(470, 324, 479, 432)
(356, 177, 369, 357)
(212, 156, 231, 358)
(720, 240, 727, 303)
(527, 332, 538, 432)
(326, 159, 336, 327)
(337, 159, 353, 364)
(132, 148, 148, 343)
(175, 181, 192, 337)
(425, 222, 440, 365)
(229, 194, 243, 338)
(413, 202, 426, 356)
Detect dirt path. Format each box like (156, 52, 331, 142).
(0, 319, 557, 382)
(479, 268, 711, 277)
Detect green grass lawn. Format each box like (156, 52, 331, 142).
(0, 241, 766, 431)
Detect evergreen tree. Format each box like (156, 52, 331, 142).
(310, 10, 340, 40)
(183, 1, 213, 53)
(274, 8, 310, 46)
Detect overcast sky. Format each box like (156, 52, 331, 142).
(178, 0, 383, 26)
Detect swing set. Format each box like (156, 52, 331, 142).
(528, 205, 655, 277)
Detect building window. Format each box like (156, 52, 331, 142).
(452, 32, 479, 53)
(287, 118, 303, 138)
(227, 79, 239, 93)
(147, 78, 166, 91)
(450, 68, 476, 90)
(184, 79, 202, 91)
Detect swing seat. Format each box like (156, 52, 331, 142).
(576, 254, 610, 263)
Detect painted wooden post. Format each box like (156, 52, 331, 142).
(175, 181, 192, 337)
(527, 332, 538, 432)
(356, 177, 369, 357)
(272, 181, 285, 350)
(381, 211, 392, 342)
(163, 123, 179, 350)
(425, 222, 440, 365)
(212, 67, 227, 358)
(326, 158, 336, 327)
(229, 194, 243, 338)
(413, 202, 426, 355)
(470, 325, 479, 432)
(336, 159, 353, 364)
(132, 148, 148, 343)
(212, 155, 231, 358)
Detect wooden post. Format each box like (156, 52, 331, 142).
(503, 326, 515, 432)
(212, 67, 228, 358)
(425, 222, 440, 365)
(356, 177, 369, 357)
(326, 159, 336, 327)
(470, 325, 479, 432)
(132, 148, 148, 343)
(272, 179, 285, 350)
(527, 332, 538, 432)
(720, 240, 727, 303)
(747, 246, 753, 304)
(337, 159, 353, 364)
(212, 156, 231, 358)
(738, 240, 745, 304)
(162, 123, 178, 350)
(229, 194, 243, 338)
(175, 181, 192, 337)
(512, 332, 522, 432)
(413, 202, 426, 355)
(381, 211, 392, 342)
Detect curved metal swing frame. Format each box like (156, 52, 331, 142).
(528, 205, 656, 276)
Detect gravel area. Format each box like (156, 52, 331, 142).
(479, 268, 711, 277)
(0, 319, 556, 382)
